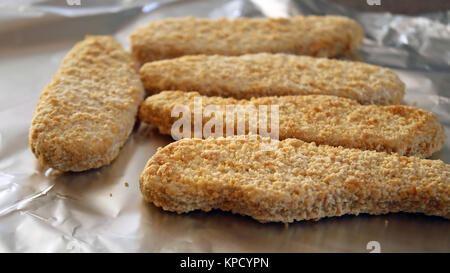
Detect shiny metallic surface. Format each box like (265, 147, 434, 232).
(0, 0, 449, 252)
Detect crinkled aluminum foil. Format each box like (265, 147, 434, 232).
(0, 0, 449, 252)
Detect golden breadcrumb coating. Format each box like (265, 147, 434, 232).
(29, 36, 144, 172)
(130, 15, 364, 63)
(140, 136, 450, 223)
(140, 53, 405, 105)
(139, 91, 445, 158)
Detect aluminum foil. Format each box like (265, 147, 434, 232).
(0, 0, 449, 252)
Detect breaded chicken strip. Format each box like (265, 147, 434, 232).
(140, 136, 450, 223)
(140, 53, 405, 105)
(130, 16, 364, 63)
(30, 36, 144, 172)
(138, 91, 445, 158)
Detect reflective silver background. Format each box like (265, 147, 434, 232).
(0, 0, 449, 252)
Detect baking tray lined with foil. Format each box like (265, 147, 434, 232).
(0, 0, 449, 252)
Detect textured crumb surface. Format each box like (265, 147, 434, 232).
(139, 91, 445, 158)
(29, 36, 144, 172)
(130, 15, 364, 63)
(140, 53, 405, 105)
(140, 136, 450, 223)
